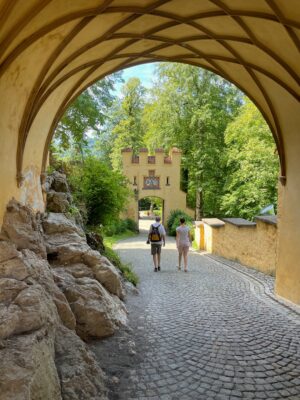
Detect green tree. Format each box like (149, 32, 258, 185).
(68, 157, 131, 225)
(52, 73, 122, 161)
(221, 98, 279, 219)
(109, 78, 146, 170)
(143, 63, 242, 217)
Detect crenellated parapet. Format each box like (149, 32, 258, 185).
(121, 148, 181, 165)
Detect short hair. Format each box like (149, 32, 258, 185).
(155, 216, 161, 222)
(180, 217, 185, 224)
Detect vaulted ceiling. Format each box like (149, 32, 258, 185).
(0, 0, 299, 179)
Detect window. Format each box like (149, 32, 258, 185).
(149, 170, 155, 176)
(166, 177, 170, 186)
(133, 176, 137, 185)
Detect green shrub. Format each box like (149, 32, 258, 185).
(68, 157, 130, 226)
(103, 246, 139, 286)
(167, 209, 193, 236)
(124, 218, 138, 232)
(103, 220, 122, 236)
(103, 218, 138, 236)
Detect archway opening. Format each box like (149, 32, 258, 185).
(50, 62, 279, 227)
(138, 196, 164, 232)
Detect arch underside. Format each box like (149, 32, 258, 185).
(0, 0, 299, 185)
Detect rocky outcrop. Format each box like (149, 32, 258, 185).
(55, 325, 108, 400)
(0, 190, 129, 399)
(0, 240, 62, 400)
(44, 171, 84, 228)
(43, 212, 125, 300)
(0, 238, 109, 400)
(86, 231, 105, 253)
(44, 171, 72, 214)
(0, 199, 46, 258)
(53, 270, 127, 340)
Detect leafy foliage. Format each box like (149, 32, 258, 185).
(68, 157, 131, 225)
(109, 78, 146, 169)
(221, 99, 279, 219)
(103, 218, 138, 236)
(142, 63, 243, 217)
(52, 73, 122, 161)
(166, 209, 193, 236)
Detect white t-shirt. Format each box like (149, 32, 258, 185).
(149, 222, 166, 244)
(176, 225, 190, 246)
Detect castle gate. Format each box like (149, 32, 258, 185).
(122, 148, 194, 225)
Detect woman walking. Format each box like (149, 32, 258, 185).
(176, 217, 192, 272)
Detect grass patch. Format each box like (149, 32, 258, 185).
(103, 230, 137, 248)
(103, 239, 139, 287)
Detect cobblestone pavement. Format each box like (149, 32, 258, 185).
(92, 221, 300, 400)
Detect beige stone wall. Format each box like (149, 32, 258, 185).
(195, 219, 277, 275)
(122, 148, 194, 225)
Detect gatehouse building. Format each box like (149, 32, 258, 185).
(121, 148, 194, 224)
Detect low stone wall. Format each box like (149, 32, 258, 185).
(195, 216, 277, 275)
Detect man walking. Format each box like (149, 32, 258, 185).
(148, 216, 166, 272)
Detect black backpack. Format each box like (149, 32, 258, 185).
(149, 224, 161, 242)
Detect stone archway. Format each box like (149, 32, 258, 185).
(121, 148, 194, 225)
(0, 0, 299, 303)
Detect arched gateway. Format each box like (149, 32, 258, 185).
(0, 1, 299, 303)
(122, 148, 194, 224)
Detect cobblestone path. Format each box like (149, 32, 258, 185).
(92, 223, 300, 400)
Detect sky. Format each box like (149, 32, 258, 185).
(114, 62, 157, 95)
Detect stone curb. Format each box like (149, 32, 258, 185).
(204, 253, 300, 321)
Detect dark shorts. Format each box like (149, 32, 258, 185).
(151, 243, 162, 255)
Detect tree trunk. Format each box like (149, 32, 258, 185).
(196, 188, 203, 220)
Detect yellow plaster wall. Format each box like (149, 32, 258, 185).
(273, 89, 300, 304)
(122, 148, 194, 225)
(196, 219, 277, 275)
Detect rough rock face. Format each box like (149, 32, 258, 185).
(43, 212, 127, 339)
(1, 330, 62, 400)
(44, 172, 84, 228)
(86, 231, 105, 253)
(0, 199, 46, 258)
(44, 172, 72, 214)
(46, 171, 70, 194)
(0, 193, 128, 399)
(43, 212, 125, 300)
(47, 191, 72, 213)
(0, 240, 62, 400)
(55, 325, 108, 400)
(53, 270, 127, 340)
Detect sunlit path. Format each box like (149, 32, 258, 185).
(94, 229, 300, 400)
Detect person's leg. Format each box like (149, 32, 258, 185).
(183, 246, 189, 271)
(151, 245, 158, 271)
(157, 245, 162, 270)
(178, 248, 183, 270)
(152, 254, 157, 269)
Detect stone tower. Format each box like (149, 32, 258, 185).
(121, 148, 194, 224)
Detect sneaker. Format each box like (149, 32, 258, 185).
(177, 266, 181, 271)
(158, 266, 161, 271)
(154, 267, 158, 272)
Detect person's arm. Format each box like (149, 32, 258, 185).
(160, 225, 166, 246)
(176, 230, 179, 248)
(147, 225, 152, 242)
(188, 228, 192, 245)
